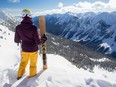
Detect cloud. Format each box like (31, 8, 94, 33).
(58, 2, 64, 8)
(31, 0, 116, 16)
(9, 0, 20, 3)
(109, 0, 116, 8)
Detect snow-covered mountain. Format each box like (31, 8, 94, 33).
(0, 10, 21, 31)
(0, 24, 116, 87)
(0, 11, 116, 86)
(1, 10, 116, 71)
(33, 12, 116, 58)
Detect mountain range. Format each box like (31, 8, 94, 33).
(0, 10, 116, 87)
(33, 12, 116, 58)
(0, 10, 116, 71)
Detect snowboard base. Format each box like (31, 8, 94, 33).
(39, 16, 47, 70)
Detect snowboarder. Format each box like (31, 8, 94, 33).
(14, 9, 47, 80)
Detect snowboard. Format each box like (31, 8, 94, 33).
(39, 16, 47, 70)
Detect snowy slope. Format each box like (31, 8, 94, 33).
(11, 55, 116, 87)
(0, 10, 20, 22)
(0, 25, 19, 69)
(0, 25, 116, 87)
(0, 10, 21, 31)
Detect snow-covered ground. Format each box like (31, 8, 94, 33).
(0, 24, 116, 87)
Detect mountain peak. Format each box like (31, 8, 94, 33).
(92, 12, 116, 25)
(0, 10, 21, 31)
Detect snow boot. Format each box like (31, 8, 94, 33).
(17, 76, 22, 80)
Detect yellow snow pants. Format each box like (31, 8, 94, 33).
(17, 51, 38, 77)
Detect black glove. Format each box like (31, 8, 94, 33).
(42, 34, 47, 41)
(17, 43, 19, 46)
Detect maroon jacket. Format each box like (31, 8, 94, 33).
(14, 16, 44, 52)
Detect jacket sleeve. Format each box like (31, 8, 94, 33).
(34, 29, 46, 45)
(14, 28, 20, 43)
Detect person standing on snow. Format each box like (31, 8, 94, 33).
(14, 9, 47, 80)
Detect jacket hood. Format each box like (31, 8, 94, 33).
(21, 16, 33, 25)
